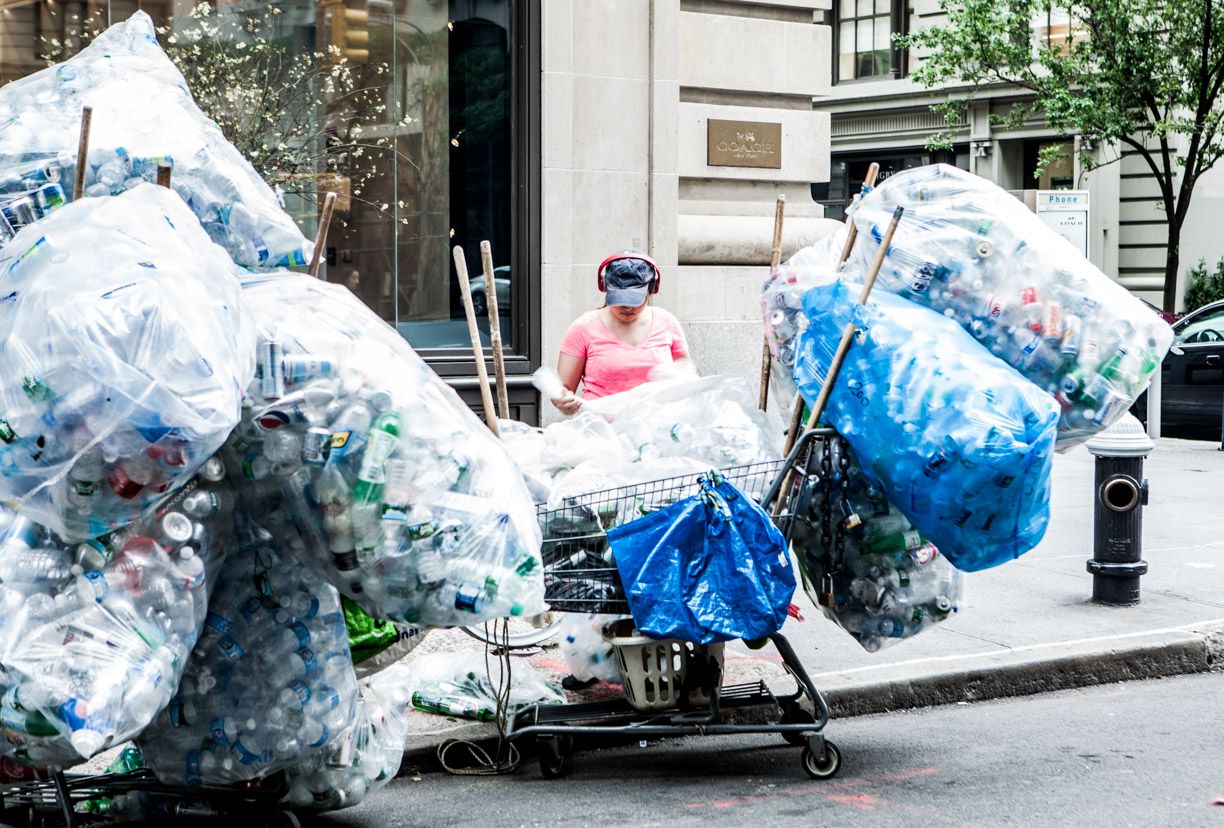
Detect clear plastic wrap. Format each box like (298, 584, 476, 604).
(789, 437, 963, 652)
(226, 270, 543, 627)
(137, 511, 358, 786)
(502, 375, 783, 507)
(841, 164, 1174, 447)
(794, 282, 1060, 572)
(0, 12, 310, 269)
(401, 650, 564, 721)
(286, 659, 414, 814)
(0, 465, 232, 767)
(0, 184, 254, 540)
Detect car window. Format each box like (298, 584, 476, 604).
(1174, 307, 1224, 345)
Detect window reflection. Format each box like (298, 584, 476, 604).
(0, 0, 515, 353)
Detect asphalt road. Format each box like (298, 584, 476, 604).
(305, 671, 1224, 828)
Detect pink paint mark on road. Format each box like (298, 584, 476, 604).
(688, 766, 942, 811)
(824, 794, 881, 811)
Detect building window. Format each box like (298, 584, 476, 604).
(836, 0, 906, 83)
(816, 149, 968, 219)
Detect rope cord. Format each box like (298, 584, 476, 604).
(436, 619, 521, 776)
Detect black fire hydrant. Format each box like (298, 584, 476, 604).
(1085, 413, 1153, 605)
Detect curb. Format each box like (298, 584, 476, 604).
(813, 619, 1224, 718)
(398, 620, 1224, 772)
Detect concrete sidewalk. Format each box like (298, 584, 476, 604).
(402, 436, 1224, 762)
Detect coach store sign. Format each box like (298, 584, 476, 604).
(707, 119, 782, 169)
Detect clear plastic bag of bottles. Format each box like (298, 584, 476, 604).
(137, 511, 359, 786)
(789, 436, 963, 652)
(0, 464, 233, 767)
(793, 281, 1060, 572)
(841, 164, 1174, 447)
(0, 12, 310, 269)
(286, 658, 414, 814)
(401, 650, 564, 722)
(228, 270, 544, 628)
(502, 375, 783, 507)
(0, 184, 255, 541)
(558, 613, 624, 683)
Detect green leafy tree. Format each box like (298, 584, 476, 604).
(901, 0, 1224, 312)
(1183, 257, 1224, 311)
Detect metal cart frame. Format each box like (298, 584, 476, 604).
(0, 768, 298, 828)
(507, 429, 843, 780)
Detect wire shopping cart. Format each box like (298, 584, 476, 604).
(506, 428, 845, 781)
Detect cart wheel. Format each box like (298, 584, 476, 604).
(780, 705, 817, 746)
(538, 738, 569, 779)
(801, 740, 841, 780)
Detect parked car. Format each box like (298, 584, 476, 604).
(1132, 298, 1224, 441)
(469, 265, 511, 316)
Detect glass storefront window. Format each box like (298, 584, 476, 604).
(0, 0, 517, 354)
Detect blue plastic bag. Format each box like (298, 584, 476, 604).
(793, 281, 1059, 571)
(607, 473, 795, 644)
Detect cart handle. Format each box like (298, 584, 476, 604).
(762, 427, 836, 516)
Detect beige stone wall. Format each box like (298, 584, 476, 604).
(540, 0, 835, 420)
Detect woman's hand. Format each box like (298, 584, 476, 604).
(551, 391, 583, 416)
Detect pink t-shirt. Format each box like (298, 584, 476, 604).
(559, 308, 690, 399)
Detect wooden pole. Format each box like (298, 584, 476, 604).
(72, 106, 92, 202)
(773, 202, 903, 518)
(308, 191, 338, 278)
(801, 205, 904, 433)
(480, 240, 511, 421)
(453, 245, 500, 437)
(156, 163, 172, 189)
(780, 162, 881, 457)
(757, 194, 787, 411)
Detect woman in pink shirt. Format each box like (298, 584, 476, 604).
(552, 250, 690, 414)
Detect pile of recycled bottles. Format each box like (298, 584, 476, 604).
(762, 163, 1172, 650)
(0, 11, 544, 816)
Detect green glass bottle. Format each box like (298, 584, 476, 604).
(352, 411, 402, 504)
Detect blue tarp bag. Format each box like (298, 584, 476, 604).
(607, 472, 795, 644)
(792, 281, 1060, 571)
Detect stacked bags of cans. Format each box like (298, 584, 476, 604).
(0, 12, 309, 268)
(224, 270, 544, 628)
(839, 164, 1173, 447)
(0, 464, 234, 766)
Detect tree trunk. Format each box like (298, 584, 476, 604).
(1162, 215, 1184, 313)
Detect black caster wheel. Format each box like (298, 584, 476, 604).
(779, 704, 817, 747)
(538, 736, 571, 779)
(801, 739, 841, 780)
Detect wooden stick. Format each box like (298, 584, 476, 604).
(308, 191, 338, 278)
(156, 162, 172, 188)
(781, 162, 881, 457)
(453, 245, 500, 437)
(757, 194, 787, 411)
(801, 205, 904, 433)
(480, 240, 510, 421)
(72, 106, 92, 201)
